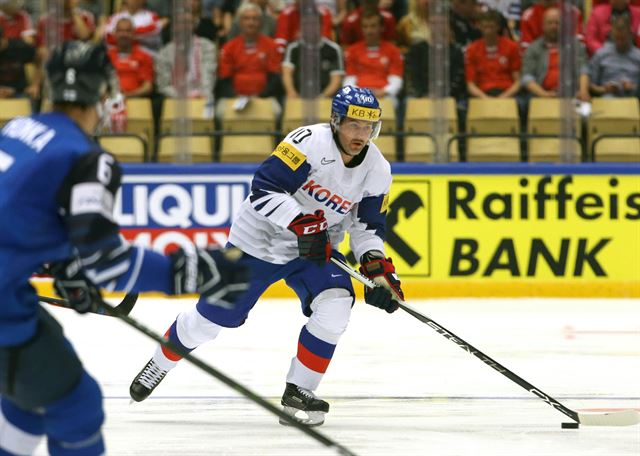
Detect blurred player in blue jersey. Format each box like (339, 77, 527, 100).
(129, 86, 404, 427)
(0, 41, 247, 456)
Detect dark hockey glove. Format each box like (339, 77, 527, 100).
(171, 247, 250, 307)
(359, 252, 404, 314)
(287, 210, 331, 266)
(50, 259, 103, 314)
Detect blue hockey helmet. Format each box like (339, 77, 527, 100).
(330, 86, 382, 140)
(46, 40, 116, 106)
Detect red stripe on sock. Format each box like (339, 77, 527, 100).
(161, 328, 183, 362)
(297, 342, 330, 373)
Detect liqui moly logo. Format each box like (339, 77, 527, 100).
(114, 173, 251, 253)
(302, 179, 352, 214)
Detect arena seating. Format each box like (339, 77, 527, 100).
(466, 98, 521, 162)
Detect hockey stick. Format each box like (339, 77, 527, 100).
(38, 293, 139, 317)
(95, 299, 357, 456)
(330, 256, 640, 427)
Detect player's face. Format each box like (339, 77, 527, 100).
(338, 118, 374, 156)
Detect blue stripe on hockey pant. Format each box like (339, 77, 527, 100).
(196, 250, 354, 327)
(296, 326, 337, 373)
(44, 371, 105, 456)
(299, 326, 336, 359)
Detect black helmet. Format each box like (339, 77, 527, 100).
(46, 40, 115, 106)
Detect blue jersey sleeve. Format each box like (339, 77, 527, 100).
(249, 150, 311, 228)
(349, 193, 389, 262)
(57, 150, 173, 294)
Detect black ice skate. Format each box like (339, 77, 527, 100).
(279, 383, 329, 427)
(129, 359, 168, 402)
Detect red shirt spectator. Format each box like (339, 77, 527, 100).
(465, 36, 521, 92)
(106, 16, 154, 97)
(520, 0, 582, 49)
(341, 6, 396, 46)
(275, 2, 333, 51)
(219, 34, 281, 95)
(36, 6, 95, 47)
(345, 40, 403, 88)
(0, 7, 34, 41)
(586, 1, 640, 55)
(344, 12, 403, 98)
(105, 0, 165, 54)
(108, 45, 153, 94)
(541, 46, 559, 90)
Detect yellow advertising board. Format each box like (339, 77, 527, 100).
(32, 167, 640, 300)
(341, 174, 640, 297)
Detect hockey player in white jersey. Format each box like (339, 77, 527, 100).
(130, 86, 405, 426)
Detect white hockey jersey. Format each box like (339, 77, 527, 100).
(228, 123, 392, 264)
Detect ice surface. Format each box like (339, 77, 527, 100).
(34, 297, 639, 456)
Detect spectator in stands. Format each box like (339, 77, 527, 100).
(320, 0, 347, 25)
(396, 0, 430, 49)
(107, 17, 154, 98)
(520, 0, 582, 50)
(200, 0, 230, 40)
(342, 0, 395, 46)
(521, 8, 590, 100)
(229, 0, 276, 38)
(0, 24, 35, 98)
(219, 0, 242, 38)
(479, 0, 520, 39)
(586, 0, 640, 55)
(218, 3, 281, 98)
(190, 0, 220, 42)
(465, 10, 521, 98)
(156, 8, 217, 99)
(78, 0, 107, 41)
(589, 15, 640, 98)
(143, 0, 172, 43)
(29, 0, 95, 104)
(78, 0, 103, 19)
(407, 38, 467, 100)
(145, 0, 218, 44)
(450, 0, 481, 49)
(344, 11, 404, 100)
(35, 0, 95, 48)
(105, 0, 167, 54)
(275, 0, 332, 52)
(282, 32, 343, 98)
(479, 0, 521, 28)
(0, 0, 34, 44)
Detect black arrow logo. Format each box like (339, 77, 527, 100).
(386, 191, 424, 266)
(345, 190, 425, 267)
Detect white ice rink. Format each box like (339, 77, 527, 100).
(36, 296, 639, 456)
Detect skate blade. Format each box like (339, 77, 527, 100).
(279, 406, 325, 427)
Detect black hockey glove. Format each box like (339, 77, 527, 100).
(171, 247, 250, 308)
(287, 210, 331, 266)
(50, 259, 104, 314)
(359, 251, 404, 314)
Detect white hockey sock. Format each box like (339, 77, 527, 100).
(287, 357, 324, 391)
(153, 306, 224, 371)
